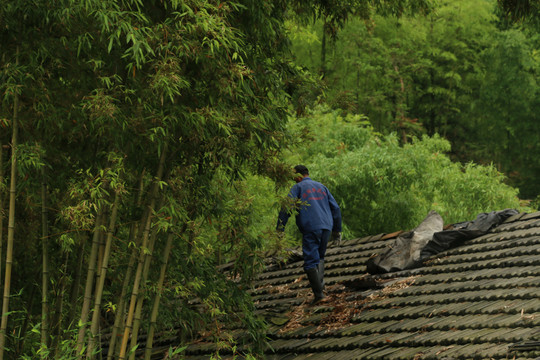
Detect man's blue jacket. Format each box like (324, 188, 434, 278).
(277, 177, 342, 234)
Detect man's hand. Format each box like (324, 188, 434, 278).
(331, 231, 342, 246)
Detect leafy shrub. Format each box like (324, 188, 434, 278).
(287, 106, 523, 237)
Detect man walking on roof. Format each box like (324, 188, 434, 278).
(277, 165, 342, 304)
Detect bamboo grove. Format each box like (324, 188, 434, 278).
(0, 0, 308, 358)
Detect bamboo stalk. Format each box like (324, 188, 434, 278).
(0, 54, 5, 292)
(15, 285, 36, 356)
(129, 195, 165, 357)
(51, 250, 71, 359)
(128, 200, 162, 360)
(118, 145, 167, 360)
(75, 209, 105, 357)
(40, 164, 50, 358)
(67, 234, 88, 325)
(0, 46, 19, 360)
(320, 20, 327, 78)
(144, 232, 174, 360)
(105, 233, 138, 360)
(96, 222, 106, 279)
(107, 171, 147, 360)
(87, 190, 120, 358)
(0, 140, 4, 291)
(118, 204, 153, 360)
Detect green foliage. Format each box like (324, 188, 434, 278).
(0, 0, 307, 357)
(471, 29, 540, 199)
(289, 0, 540, 200)
(291, 0, 497, 136)
(20, 327, 82, 360)
(288, 106, 522, 237)
(430, 162, 521, 222)
(497, 0, 540, 27)
(153, 170, 280, 356)
(289, 0, 432, 37)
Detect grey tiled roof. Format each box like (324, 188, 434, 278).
(184, 211, 540, 359)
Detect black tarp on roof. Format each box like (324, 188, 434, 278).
(367, 209, 519, 274)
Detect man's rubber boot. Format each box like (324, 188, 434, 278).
(318, 260, 325, 290)
(305, 267, 325, 304)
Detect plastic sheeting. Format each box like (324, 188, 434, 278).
(367, 209, 519, 274)
(366, 210, 443, 274)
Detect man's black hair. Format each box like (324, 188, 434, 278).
(294, 165, 309, 176)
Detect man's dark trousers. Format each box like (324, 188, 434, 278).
(302, 229, 331, 270)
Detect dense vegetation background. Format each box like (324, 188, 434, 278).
(0, 0, 537, 359)
(290, 0, 540, 201)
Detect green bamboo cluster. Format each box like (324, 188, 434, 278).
(0, 0, 308, 358)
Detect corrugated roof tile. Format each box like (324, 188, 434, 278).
(179, 212, 540, 359)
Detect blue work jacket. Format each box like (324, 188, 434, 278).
(277, 177, 342, 234)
